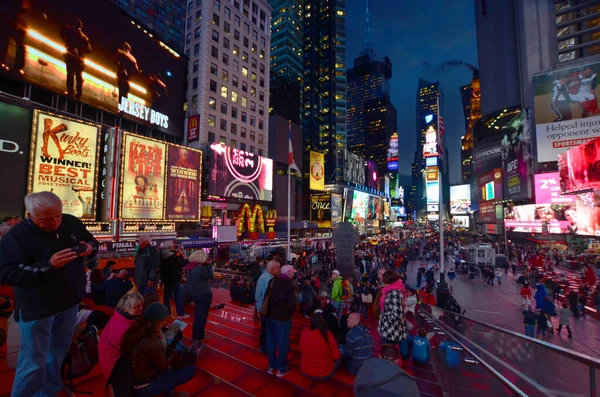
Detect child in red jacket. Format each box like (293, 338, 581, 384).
(520, 283, 532, 308)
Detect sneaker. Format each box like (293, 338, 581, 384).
(216, 303, 226, 309)
(177, 314, 191, 320)
(277, 370, 289, 378)
(195, 344, 207, 358)
(267, 367, 276, 375)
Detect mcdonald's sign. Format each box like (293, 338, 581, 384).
(187, 115, 199, 142)
(237, 203, 265, 239)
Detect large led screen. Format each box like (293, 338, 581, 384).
(367, 196, 381, 219)
(165, 145, 202, 221)
(350, 191, 368, 223)
(423, 126, 438, 157)
(0, 0, 185, 136)
(535, 172, 574, 205)
(450, 184, 471, 214)
(558, 136, 600, 194)
(426, 181, 439, 204)
(28, 111, 100, 218)
(208, 143, 273, 201)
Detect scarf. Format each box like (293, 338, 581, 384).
(379, 278, 406, 311)
(185, 261, 204, 272)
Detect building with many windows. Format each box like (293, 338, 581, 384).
(460, 71, 480, 185)
(302, 0, 347, 183)
(184, 0, 271, 156)
(111, 0, 187, 52)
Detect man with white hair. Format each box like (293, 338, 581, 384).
(255, 260, 281, 352)
(134, 236, 160, 296)
(0, 191, 98, 397)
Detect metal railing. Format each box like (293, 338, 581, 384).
(417, 304, 600, 397)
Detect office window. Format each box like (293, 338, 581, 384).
(191, 94, 198, 109)
(241, 127, 247, 138)
(258, 105, 264, 115)
(193, 60, 199, 73)
(210, 80, 217, 92)
(231, 107, 238, 118)
(241, 96, 247, 108)
(251, 43, 257, 54)
(259, 49, 265, 59)
(213, 13, 220, 26)
(208, 114, 216, 127)
(250, 86, 256, 97)
(261, 36, 266, 47)
(214, 0, 220, 10)
(211, 45, 219, 58)
(231, 123, 238, 135)
(244, 22, 249, 34)
(234, 29, 240, 40)
(192, 77, 198, 89)
(241, 112, 247, 122)
(259, 77, 264, 87)
(250, 101, 256, 111)
(250, 146, 254, 153)
(251, 58, 257, 68)
(258, 134, 263, 143)
(195, 10, 201, 22)
(240, 142, 246, 150)
(221, 69, 228, 81)
(231, 90, 238, 103)
(260, 64, 265, 74)
(220, 119, 227, 131)
(186, 33, 191, 45)
(250, 116, 255, 126)
(259, 91, 264, 101)
(251, 72, 256, 82)
(220, 135, 226, 144)
(232, 75, 239, 87)
(194, 27, 201, 38)
(193, 43, 199, 55)
(221, 85, 228, 98)
(258, 120, 264, 130)
(234, 15, 240, 26)
(224, 5, 231, 18)
(252, 29, 258, 40)
(243, 37, 249, 48)
(242, 66, 248, 77)
(212, 29, 219, 41)
(233, 45, 239, 56)
(210, 63, 218, 75)
(224, 21, 230, 34)
(233, 60, 239, 72)
(209, 97, 216, 109)
(258, 148, 263, 156)
(223, 37, 230, 49)
(222, 53, 229, 65)
(242, 81, 248, 92)
(242, 51, 248, 62)
(250, 131, 255, 141)
(208, 132, 215, 142)
(230, 139, 236, 148)
(220, 102, 227, 114)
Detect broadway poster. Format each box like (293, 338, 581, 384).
(28, 111, 100, 218)
(165, 145, 201, 220)
(120, 133, 166, 219)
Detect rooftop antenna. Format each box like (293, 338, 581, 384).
(365, 0, 371, 49)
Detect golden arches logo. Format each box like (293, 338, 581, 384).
(237, 203, 265, 236)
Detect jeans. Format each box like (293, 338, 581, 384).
(525, 325, 535, 337)
(138, 284, 148, 297)
(192, 293, 212, 341)
(497, 277, 502, 286)
(537, 326, 546, 336)
(304, 359, 340, 381)
(11, 304, 79, 397)
(331, 301, 342, 317)
(557, 324, 572, 336)
(164, 282, 185, 316)
(135, 366, 195, 397)
(265, 317, 291, 372)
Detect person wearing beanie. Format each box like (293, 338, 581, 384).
(186, 249, 214, 343)
(121, 302, 196, 396)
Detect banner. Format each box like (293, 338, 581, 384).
(120, 133, 166, 219)
(165, 145, 201, 220)
(331, 193, 343, 226)
(309, 151, 325, 191)
(501, 110, 532, 200)
(310, 194, 332, 228)
(473, 134, 503, 175)
(28, 111, 100, 218)
(479, 202, 496, 223)
(423, 125, 438, 157)
(187, 115, 199, 142)
(0, 103, 32, 218)
(558, 136, 600, 194)
(535, 172, 575, 205)
(425, 166, 438, 181)
(533, 62, 600, 162)
(478, 169, 503, 203)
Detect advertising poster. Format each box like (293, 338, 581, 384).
(535, 172, 575, 205)
(365, 160, 379, 190)
(208, 143, 273, 201)
(0, 0, 185, 136)
(479, 202, 496, 223)
(426, 166, 439, 181)
(187, 115, 199, 142)
(367, 196, 381, 219)
(558, 136, 600, 194)
(387, 133, 398, 170)
(473, 135, 503, 175)
(533, 61, 600, 162)
(309, 151, 325, 191)
(165, 145, 201, 221)
(331, 193, 343, 226)
(310, 194, 332, 228)
(501, 110, 532, 200)
(477, 169, 503, 203)
(426, 181, 439, 204)
(28, 111, 100, 218)
(120, 133, 166, 219)
(0, 102, 32, 218)
(450, 184, 471, 214)
(423, 125, 438, 157)
(351, 191, 368, 223)
(452, 215, 469, 229)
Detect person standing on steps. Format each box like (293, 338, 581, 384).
(255, 260, 281, 351)
(557, 303, 573, 339)
(185, 250, 213, 343)
(134, 237, 160, 296)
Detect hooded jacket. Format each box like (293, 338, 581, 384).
(98, 310, 136, 378)
(299, 328, 340, 378)
(331, 276, 343, 302)
(379, 279, 406, 312)
(534, 285, 547, 308)
(186, 262, 213, 297)
(354, 358, 420, 397)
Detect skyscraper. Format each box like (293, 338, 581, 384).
(184, 0, 272, 156)
(111, 0, 187, 52)
(302, 0, 346, 182)
(460, 71, 480, 185)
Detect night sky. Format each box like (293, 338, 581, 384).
(346, 0, 478, 185)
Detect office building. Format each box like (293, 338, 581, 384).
(111, 0, 187, 52)
(184, 0, 272, 156)
(460, 70, 480, 185)
(302, 0, 347, 183)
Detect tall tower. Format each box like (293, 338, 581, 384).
(460, 70, 480, 185)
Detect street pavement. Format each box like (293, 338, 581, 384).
(403, 260, 600, 359)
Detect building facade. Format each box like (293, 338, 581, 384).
(302, 0, 347, 182)
(460, 71, 480, 185)
(184, 0, 272, 157)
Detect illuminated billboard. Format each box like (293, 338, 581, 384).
(309, 151, 325, 191)
(165, 145, 202, 221)
(535, 172, 574, 205)
(533, 61, 600, 162)
(423, 125, 438, 157)
(367, 196, 381, 219)
(425, 157, 438, 167)
(120, 133, 166, 220)
(331, 193, 342, 226)
(425, 166, 439, 181)
(387, 133, 398, 170)
(450, 184, 471, 214)
(310, 194, 332, 228)
(0, 0, 185, 136)
(208, 143, 273, 201)
(426, 181, 439, 205)
(350, 191, 369, 223)
(452, 215, 469, 229)
(501, 110, 532, 200)
(28, 111, 100, 218)
(366, 160, 379, 189)
(478, 169, 502, 203)
(558, 136, 600, 194)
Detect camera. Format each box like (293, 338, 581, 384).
(71, 243, 87, 255)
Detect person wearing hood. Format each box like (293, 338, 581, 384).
(342, 313, 373, 375)
(160, 242, 189, 320)
(185, 250, 213, 342)
(330, 269, 343, 316)
(534, 284, 547, 309)
(354, 344, 420, 397)
(378, 271, 409, 358)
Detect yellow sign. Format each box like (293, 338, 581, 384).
(309, 151, 325, 191)
(426, 166, 439, 181)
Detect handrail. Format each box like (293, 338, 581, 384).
(418, 308, 529, 397)
(425, 302, 600, 368)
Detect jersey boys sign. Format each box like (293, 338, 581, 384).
(28, 111, 100, 218)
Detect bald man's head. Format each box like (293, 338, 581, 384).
(266, 260, 281, 276)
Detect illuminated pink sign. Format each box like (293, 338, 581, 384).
(534, 172, 575, 205)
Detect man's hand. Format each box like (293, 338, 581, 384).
(80, 241, 94, 257)
(50, 249, 79, 269)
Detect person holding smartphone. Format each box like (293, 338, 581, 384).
(0, 191, 98, 397)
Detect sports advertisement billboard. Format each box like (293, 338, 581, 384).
(533, 61, 600, 162)
(558, 136, 600, 194)
(310, 194, 332, 228)
(450, 184, 471, 214)
(165, 145, 202, 221)
(120, 133, 166, 220)
(501, 110, 532, 200)
(208, 143, 273, 201)
(0, 0, 185, 136)
(309, 151, 325, 191)
(28, 111, 100, 218)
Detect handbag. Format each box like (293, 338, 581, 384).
(546, 320, 552, 328)
(361, 293, 373, 304)
(259, 279, 274, 317)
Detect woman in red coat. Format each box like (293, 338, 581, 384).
(299, 312, 341, 380)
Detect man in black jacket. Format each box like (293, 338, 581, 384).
(265, 264, 297, 377)
(134, 237, 160, 296)
(160, 243, 188, 319)
(0, 191, 98, 397)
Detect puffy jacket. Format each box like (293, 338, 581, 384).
(186, 262, 213, 297)
(0, 215, 98, 322)
(160, 252, 185, 285)
(331, 276, 343, 302)
(134, 245, 160, 286)
(267, 276, 296, 321)
(299, 328, 341, 378)
(354, 358, 420, 397)
(98, 310, 136, 378)
(343, 324, 373, 375)
(255, 271, 274, 311)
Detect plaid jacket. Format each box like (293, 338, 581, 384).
(378, 289, 408, 343)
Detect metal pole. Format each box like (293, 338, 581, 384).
(287, 120, 292, 264)
(437, 94, 445, 278)
(590, 365, 597, 397)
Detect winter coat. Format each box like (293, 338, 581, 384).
(134, 245, 160, 287)
(255, 271, 274, 311)
(104, 278, 134, 308)
(129, 333, 170, 384)
(522, 310, 536, 325)
(186, 262, 213, 297)
(343, 324, 373, 375)
(559, 307, 571, 325)
(98, 310, 136, 378)
(534, 285, 547, 308)
(378, 289, 408, 343)
(520, 286, 532, 298)
(354, 358, 420, 397)
(267, 276, 297, 322)
(379, 279, 406, 312)
(299, 329, 341, 378)
(160, 253, 185, 285)
(331, 276, 343, 302)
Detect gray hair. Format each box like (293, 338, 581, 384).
(116, 291, 143, 312)
(24, 191, 62, 215)
(139, 236, 151, 245)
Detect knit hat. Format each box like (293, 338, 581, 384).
(143, 303, 170, 321)
(332, 270, 340, 276)
(281, 265, 296, 278)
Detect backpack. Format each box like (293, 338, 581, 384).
(105, 352, 135, 397)
(342, 283, 352, 300)
(62, 325, 99, 392)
